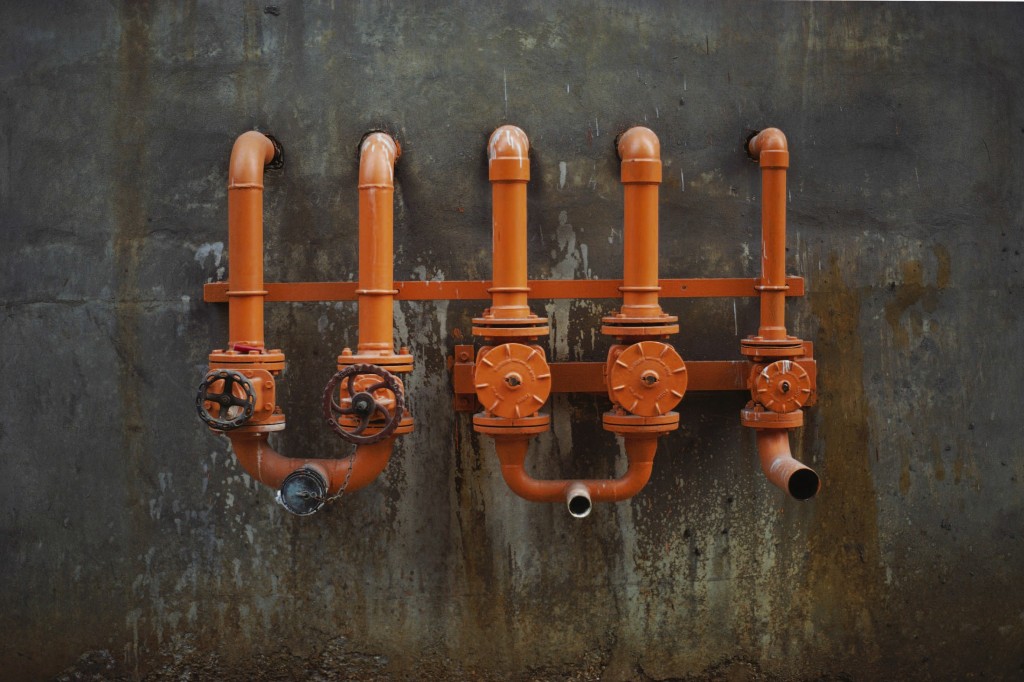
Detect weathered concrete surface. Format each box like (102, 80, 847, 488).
(1, 1, 1023, 679)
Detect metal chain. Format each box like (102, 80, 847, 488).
(324, 448, 357, 505)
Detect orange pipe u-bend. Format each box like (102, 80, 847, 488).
(755, 429, 820, 500)
(747, 128, 790, 341)
(228, 432, 396, 495)
(217, 131, 405, 504)
(493, 434, 659, 505)
(227, 131, 278, 348)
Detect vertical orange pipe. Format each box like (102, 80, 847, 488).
(227, 131, 278, 348)
(356, 132, 400, 354)
(747, 128, 789, 341)
(617, 127, 665, 319)
(487, 125, 532, 320)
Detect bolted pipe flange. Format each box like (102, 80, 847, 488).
(751, 359, 812, 413)
(607, 341, 687, 417)
(474, 343, 551, 419)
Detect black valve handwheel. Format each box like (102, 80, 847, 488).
(196, 370, 257, 430)
(322, 364, 404, 445)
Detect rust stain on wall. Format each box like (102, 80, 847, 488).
(884, 244, 950, 349)
(804, 254, 887, 671)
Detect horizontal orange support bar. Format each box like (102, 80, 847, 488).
(203, 277, 805, 303)
(455, 360, 763, 395)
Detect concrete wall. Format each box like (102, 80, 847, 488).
(2, 2, 1022, 679)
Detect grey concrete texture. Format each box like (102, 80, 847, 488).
(1, 1, 1022, 679)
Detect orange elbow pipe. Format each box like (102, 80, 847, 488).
(747, 128, 789, 341)
(493, 434, 659, 516)
(616, 126, 665, 320)
(227, 131, 279, 348)
(755, 429, 819, 500)
(229, 431, 395, 495)
(356, 132, 401, 355)
(487, 125, 532, 321)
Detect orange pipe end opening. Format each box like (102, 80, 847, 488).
(755, 429, 819, 500)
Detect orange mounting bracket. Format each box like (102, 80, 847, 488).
(196, 130, 413, 516)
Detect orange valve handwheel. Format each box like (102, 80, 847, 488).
(196, 370, 257, 430)
(475, 343, 551, 419)
(322, 364, 404, 445)
(608, 341, 687, 417)
(751, 359, 811, 413)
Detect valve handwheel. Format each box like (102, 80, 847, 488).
(322, 364, 404, 445)
(196, 370, 257, 430)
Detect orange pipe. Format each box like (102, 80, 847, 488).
(747, 128, 789, 341)
(617, 127, 665, 319)
(356, 132, 401, 354)
(493, 434, 659, 506)
(487, 125, 532, 320)
(229, 431, 395, 494)
(227, 131, 278, 348)
(755, 429, 819, 500)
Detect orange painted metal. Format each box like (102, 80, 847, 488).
(228, 430, 408, 494)
(491, 433, 659, 504)
(474, 343, 551, 419)
(742, 127, 802, 356)
(203, 276, 806, 303)
(606, 341, 687, 417)
(754, 429, 820, 501)
(740, 128, 819, 499)
(226, 131, 278, 349)
(602, 127, 678, 338)
(472, 125, 548, 339)
(199, 130, 412, 511)
(451, 351, 814, 406)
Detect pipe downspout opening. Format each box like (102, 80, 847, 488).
(788, 468, 820, 501)
(566, 483, 592, 518)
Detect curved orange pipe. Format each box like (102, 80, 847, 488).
(227, 131, 278, 348)
(487, 125, 532, 321)
(228, 432, 395, 494)
(747, 127, 789, 341)
(356, 132, 401, 355)
(493, 434, 659, 503)
(755, 429, 819, 500)
(617, 126, 665, 320)
(218, 132, 405, 503)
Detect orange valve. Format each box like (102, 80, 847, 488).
(322, 364, 404, 445)
(751, 359, 811, 413)
(196, 370, 256, 430)
(608, 341, 687, 417)
(475, 343, 551, 419)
